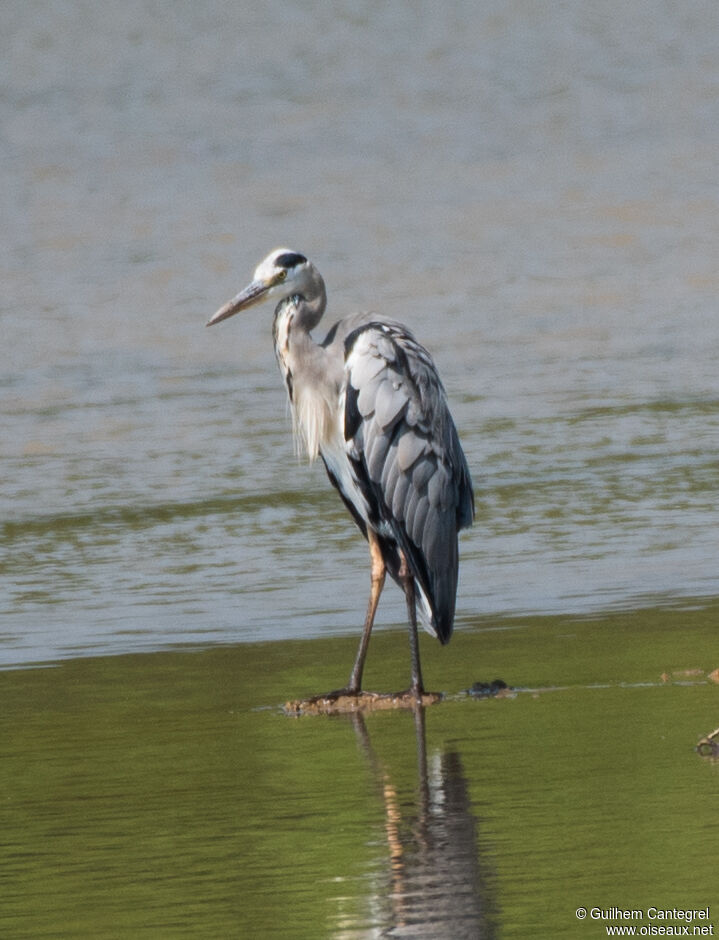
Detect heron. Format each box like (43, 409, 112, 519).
(207, 248, 474, 700)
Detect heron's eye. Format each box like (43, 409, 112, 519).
(276, 270, 287, 282)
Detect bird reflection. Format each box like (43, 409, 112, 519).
(335, 707, 497, 939)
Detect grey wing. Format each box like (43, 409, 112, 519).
(343, 321, 474, 644)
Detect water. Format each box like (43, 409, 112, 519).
(2, 603, 719, 938)
(2, 2, 719, 934)
(2, 0, 718, 664)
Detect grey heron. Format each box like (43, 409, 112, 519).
(207, 248, 474, 700)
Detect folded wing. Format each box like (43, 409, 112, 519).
(342, 322, 474, 644)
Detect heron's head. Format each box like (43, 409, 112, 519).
(207, 248, 316, 327)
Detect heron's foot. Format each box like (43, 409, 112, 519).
(283, 688, 442, 716)
(403, 686, 443, 708)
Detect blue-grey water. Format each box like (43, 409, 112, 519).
(2, 2, 718, 668)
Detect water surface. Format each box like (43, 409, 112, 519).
(2, 0, 719, 664)
(2, 603, 718, 937)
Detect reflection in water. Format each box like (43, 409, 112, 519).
(334, 709, 496, 938)
(696, 726, 719, 761)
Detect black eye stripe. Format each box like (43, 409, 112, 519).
(275, 252, 307, 269)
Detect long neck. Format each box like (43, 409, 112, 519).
(294, 278, 326, 332)
(272, 294, 340, 462)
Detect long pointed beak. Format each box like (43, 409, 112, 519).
(206, 279, 270, 327)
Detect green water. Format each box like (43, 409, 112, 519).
(3, 600, 718, 938)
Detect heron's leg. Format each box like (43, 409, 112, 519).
(399, 553, 425, 697)
(347, 530, 386, 693)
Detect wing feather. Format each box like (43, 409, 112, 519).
(357, 375, 383, 416)
(365, 425, 392, 481)
(407, 489, 430, 547)
(397, 429, 428, 472)
(391, 467, 413, 522)
(380, 439, 401, 495)
(410, 454, 435, 491)
(374, 378, 408, 429)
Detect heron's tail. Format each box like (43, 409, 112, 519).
(416, 573, 456, 645)
(378, 531, 457, 645)
(415, 581, 441, 641)
(399, 517, 458, 645)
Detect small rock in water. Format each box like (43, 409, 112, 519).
(467, 679, 510, 699)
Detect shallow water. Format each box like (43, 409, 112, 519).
(2, 0, 719, 664)
(3, 602, 719, 938)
